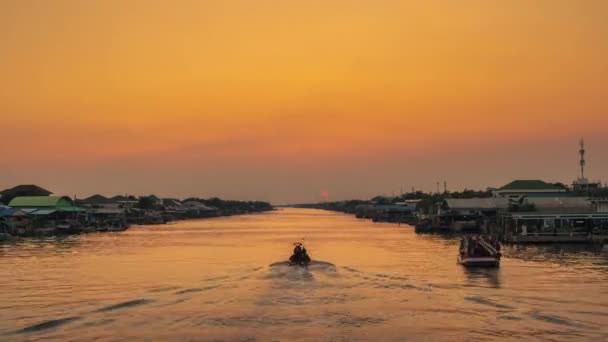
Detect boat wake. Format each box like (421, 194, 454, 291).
(268, 260, 337, 281)
(269, 260, 336, 270)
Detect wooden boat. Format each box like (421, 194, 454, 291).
(458, 235, 501, 267)
(288, 242, 311, 266)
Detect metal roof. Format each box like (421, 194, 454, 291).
(29, 209, 57, 215)
(445, 198, 509, 210)
(88, 208, 125, 214)
(498, 180, 565, 191)
(0, 208, 27, 216)
(58, 207, 86, 212)
(9, 196, 74, 208)
(526, 197, 590, 207)
(524, 197, 592, 213)
(79, 194, 112, 204)
(0, 184, 52, 196)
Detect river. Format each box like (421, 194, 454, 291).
(1, 208, 607, 341)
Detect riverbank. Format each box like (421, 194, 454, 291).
(0, 186, 274, 239)
(0, 208, 276, 239)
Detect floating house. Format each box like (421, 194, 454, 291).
(78, 194, 114, 207)
(439, 198, 508, 217)
(8, 196, 85, 219)
(433, 198, 509, 232)
(0, 184, 52, 204)
(493, 180, 568, 200)
(591, 198, 608, 213)
(355, 203, 416, 223)
(182, 200, 220, 217)
(109, 195, 138, 208)
(499, 197, 608, 244)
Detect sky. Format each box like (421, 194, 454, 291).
(1, 0, 607, 204)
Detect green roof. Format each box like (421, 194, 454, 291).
(499, 180, 564, 191)
(58, 207, 86, 212)
(8, 196, 74, 208)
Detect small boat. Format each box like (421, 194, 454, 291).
(0, 232, 15, 241)
(458, 235, 501, 267)
(55, 220, 83, 234)
(288, 242, 311, 266)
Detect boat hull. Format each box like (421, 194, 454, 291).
(458, 256, 500, 267)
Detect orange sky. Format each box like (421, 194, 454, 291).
(1, 0, 607, 203)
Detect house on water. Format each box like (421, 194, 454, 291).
(434, 198, 509, 232)
(8, 196, 85, 228)
(0, 184, 52, 205)
(498, 197, 608, 244)
(493, 180, 569, 200)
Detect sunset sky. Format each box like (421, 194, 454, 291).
(1, 0, 607, 203)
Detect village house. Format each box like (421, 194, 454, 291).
(0, 184, 52, 205)
(498, 196, 608, 243)
(492, 180, 569, 200)
(8, 196, 85, 231)
(182, 200, 220, 217)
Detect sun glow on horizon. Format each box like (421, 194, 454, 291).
(1, 0, 607, 202)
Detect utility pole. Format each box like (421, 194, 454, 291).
(579, 138, 586, 180)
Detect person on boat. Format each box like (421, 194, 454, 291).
(290, 243, 310, 265)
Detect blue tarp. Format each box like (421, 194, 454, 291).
(0, 208, 19, 216)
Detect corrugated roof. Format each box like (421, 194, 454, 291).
(29, 209, 57, 215)
(0, 208, 27, 216)
(110, 195, 137, 202)
(445, 198, 509, 210)
(0, 184, 52, 196)
(59, 207, 86, 212)
(9, 196, 74, 208)
(525, 197, 591, 209)
(88, 208, 125, 214)
(80, 194, 112, 204)
(498, 180, 564, 191)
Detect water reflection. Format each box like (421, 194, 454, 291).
(505, 243, 608, 268)
(463, 267, 501, 289)
(0, 208, 606, 341)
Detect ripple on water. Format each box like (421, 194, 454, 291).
(527, 311, 588, 328)
(148, 286, 181, 293)
(175, 285, 219, 295)
(465, 296, 515, 310)
(16, 316, 81, 334)
(95, 298, 154, 312)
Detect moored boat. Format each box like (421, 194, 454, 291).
(458, 235, 501, 267)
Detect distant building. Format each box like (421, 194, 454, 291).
(146, 195, 162, 205)
(9, 196, 78, 210)
(78, 194, 114, 207)
(493, 180, 568, 200)
(439, 198, 509, 217)
(181, 200, 219, 217)
(162, 198, 182, 209)
(109, 195, 138, 208)
(8, 196, 84, 218)
(590, 199, 608, 213)
(0, 185, 52, 205)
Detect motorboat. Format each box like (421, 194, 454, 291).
(458, 235, 501, 267)
(55, 220, 83, 234)
(289, 242, 311, 266)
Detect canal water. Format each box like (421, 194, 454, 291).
(1, 208, 607, 341)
